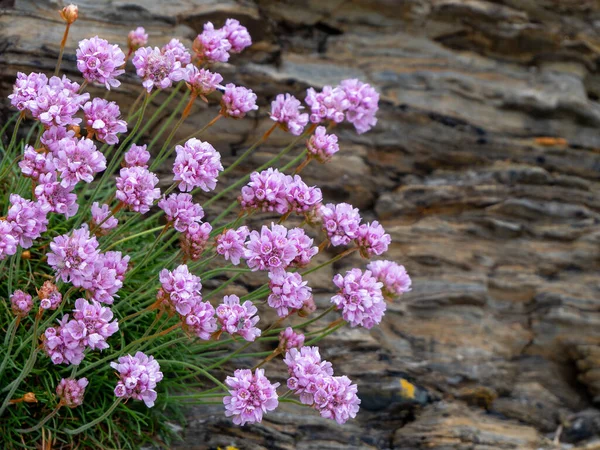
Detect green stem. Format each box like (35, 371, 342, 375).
(103, 225, 164, 252)
(17, 404, 62, 433)
(156, 360, 228, 391)
(0, 317, 19, 379)
(65, 398, 123, 435)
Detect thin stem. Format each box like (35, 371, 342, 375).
(65, 398, 123, 435)
(156, 360, 228, 391)
(103, 225, 164, 252)
(17, 404, 62, 433)
(55, 23, 71, 76)
(219, 123, 277, 178)
(0, 317, 19, 379)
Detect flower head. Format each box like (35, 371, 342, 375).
(268, 271, 312, 317)
(224, 368, 279, 426)
(193, 22, 231, 63)
(340, 79, 379, 134)
(76, 37, 126, 89)
(244, 223, 298, 272)
(285, 175, 322, 215)
(82, 98, 127, 145)
(0, 221, 18, 260)
(239, 168, 290, 214)
(115, 166, 161, 214)
(6, 194, 49, 248)
(47, 226, 100, 286)
(19, 145, 55, 181)
(305, 85, 348, 124)
(56, 377, 88, 408)
(270, 94, 309, 136)
(54, 137, 106, 188)
(279, 327, 305, 351)
(215, 226, 249, 265)
(133, 46, 186, 92)
(286, 227, 318, 268)
(26, 76, 89, 127)
(366, 260, 411, 300)
(331, 268, 385, 329)
(41, 126, 75, 154)
(123, 144, 151, 168)
(39, 281, 62, 310)
(307, 126, 339, 163)
(158, 264, 202, 316)
(91, 202, 118, 233)
(72, 298, 119, 350)
(158, 193, 204, 233)
(8, 72, 48, 111)
(314, 375, 360, 424)
(319, 203, 362, 247)
(180, 222, 213, 261)
(173, 138, 223, 192)
(184, 65, 223, 98)
(355, 221, 391, 258)
(34, 172, 79, 218)
(283, 346, 333, 405)
(128, 27, 148, 50)
(111, 352, 163, 407)
(222, 19, 252, 53)
(216, 294, 261, 342)
(162, 39, 191, 65)
(184, 301, 217, 340)
(42, 316, 86, 365)
(221, 83, 258, 119)
(82, 251, 129, 304)
(10, 290, 33, 317)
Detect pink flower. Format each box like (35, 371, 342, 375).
(355, 221, 391, 258)
(366, 260, 411, 300)
(128, 27, 148, 50)
(83, 251, 129, 304)
(72, 298, 119, 350)
(8, 72, 48, 111)
(111, 352, 163, 407)
(41, 126, 75, 154)
(331, 268, 385, 329)
(307, 126, 339, 163)
(319, 202, 362, 247)
(76, 36, 125, 89)
(173, 138, 223, 192)
(39, 281, 62, 310)
(46, 226, 100, 286)
(221, 83, 258, 119)
(82, 98, 127, 145)
(43, 316, 86, 365)
(6, 194, 49, 248)
(34, 172, 79, 218)
(283, 346, 333, 405)
(115, 166, 161, 214)
(279, 327, 305, 351)
(56, 377, 89, 408)
(180, 222, 212, 261)
(270, 94, 309, 136)
(222, 19, 252, 53)
(0, 221, 18, 260)
(123, 144, 151, 168)
(224, 368, 279, 426)
(314, 375, 360, 424)
(184, 65, 223, 98)
(26, 76, 89, 127)
(340, 79, 379, 134)
(193, 22, 231, 63)
(19, 145, 55, 181)
(305, 85, 348, 124)
(162, 38, 191, 65)
(132, 46, 186, 92)
(10, 290, 33, 317)
(184, 301, 217, 340)
(158, 264, 202, 316)
(216, 226, 249, 265)
(244, 223, 298, 272)
(158, 193, 204, 233)
(268, 271, 312, 317)
(285, 175, 322, 215)
(91, 202, 118, 232)
(54, 137, 106, 188)
(239, 168, 290, 214)
(216, 294, 261, 342)
(287, 228, 318, 268)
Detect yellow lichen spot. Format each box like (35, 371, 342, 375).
(399, 378, 416, 399)
(217, 447, 239, 450)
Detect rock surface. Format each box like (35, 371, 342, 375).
(2, 0, 600, 449)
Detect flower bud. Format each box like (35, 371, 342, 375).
(21, 250, 31, 260)
(60, 4, 79, 24)
(23, 392, 38, 403)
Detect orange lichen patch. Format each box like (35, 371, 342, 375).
(534, 137, 568, 147)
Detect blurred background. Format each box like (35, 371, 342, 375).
(2, 0, 600, 449)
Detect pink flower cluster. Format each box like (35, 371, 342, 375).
(270, 94, 309, 136)
(173, 138, 223, 192)
(47, 226, 100, 286)
(123, 144, 151, 168)
(268, 271, 312, 317)
(279, 327, 305, 351)
(216, 226, 249, 265)
(111, 352, 163, 407)
(185, 65, 223, 98)
(193, 19, 251, 64)
(116, 166, 161, 214)
(180, 222, 213, 262)
(331, 268, 385, 329)
(159, 193, 205, 233)
(128, 27, 148, 50)
(307, 126, 339, 163)
(91, 202, 118, 233)
(356, 221, 391, 258)
(6, 194, 49, 248)
(319, 202, 361, 247)
(19, 145, 55, 181)
(216, 294, 261, 342)
(223, 368, 279, 426)
(56, 377, 89, 408)
(367, 260, 412, 300)
(10, 290, 33, 317)
(83, 251, 130, 304)
(76, 36, 125, 89)
(221, 83, 258, 119)
(54, 137, 106, 188)
(82, 98, 127, 145)
(133, 44, 187, 92)
(39, 281, 62, 310)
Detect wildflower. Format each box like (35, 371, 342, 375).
(216, 295, 261, 342)
(0, 221, 18, 261)
(268, 271, 312, 317)
(40, 126, 75, 154)
(173, 138, 223, 192)
(307, 126, 339, 163)
(221, 83, 258, 119)
(8, 72, 48, 111)
(193, 22, 231, 63)
(10, 290, 33, 317)
(60, 4, 78, 24)
(158, 193, 204, 233)
(319, 203, 362, 247)
(111, 352, 163, 407)
(244, 223, 298, 272)
(43, 316, 86, 365)
(299, 296, 316, 317)
(19, 145, 55, 181)
(6, 194, 49, 248)
(82, 98, 127, 145)
(181, 222, 213, 261)
(287, 227, 318, 268)
(83, 252, 129, 304)
(305, 85, 348, 124)
(270, 94, 309, 136)
(46, 226, 100, 286)
(54, 137, 106, 188)
(91, 202, 118, 232)
(162, 38, 191, 65)
(132, 46, 186, 92)
(184, 301, 217, 340)
(34, 172, 79, 218)
(76, 36, 125, 89)
(285, 175, 322, 215)
(185, 65, 223, 98)
(101, 251, 130, 283)
(279, 327, 305, 351)
(239, 168, 290, 214)
(340, 79, 379, 134)
(128, 27, 148, 50)
(224, 368, 279, 426)
(331, 268, 385, 329)
(366, 260, 411, 300)
(39, 281, 62, 310)
(283, 346, 333, 404)
(215, 226, 249, 265)
(158, 264, 202, 316)
(222, 19, 252, 53)
(123, 143, 151, 168)
(355, 221, 391, 258)
(115, 166, 161, 214)
(56, 378, 88, 408)
(27, 76, 89, 127)
(71, 298, 119, 350)
(314, 375, 360, 424)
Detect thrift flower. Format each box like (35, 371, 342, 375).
(173, 138, 223, 192)
(111, 352, 163, 407)
(10, 290, 33, 317)
(46, 226, 100, 286)
(305, 85, 348, 124)
(54, 137, 106, 188)
(43, 316, 86, 365)
(158, 193, 204, 233)
(128, 27, 148, 50)
(71, 298, 119, 350)
(39, 281, 62, 310)
(82, 98, 127, 145)
(193, 22, 231, 63)
(366, 260, 412, 300)
(123, 143, 150, 168)
(91, 202, 118, 232)
(6, 194, 49, 248)
(287, 227, 318, 268)
(355, 221, 391, 258)
(184, 301, 217, 340)
(221, 83, 258, 118)
(331, 268, 385, 329)
(244, 223, 298, 272)
(83, 252, 129, 304)
(314, 375, 360, 424)
(319, 202, 362, 247)
(19, 145, 55, 181)
(27, 76, 89, 127)
(158, 264, 202, 316)
(40, 126, 75, 154)
(307, 126, 339, 163)
(76, 36, 126, 89)
(279, 327, 305, 351)
(283, 346, 333, 405)
(268, 271, 312, 317)
(0, 221, 18, 260)
(185, 65, 223, 98)
(239, 168, 290, 214)
(162, 38, 191, 65)
(56, 377, 88, 408)
(224, 368, 279, 426)
(215, 226, 249, 265)
(115, 166, 161, 214)
(285, 175, 322, 215)
(34, 172, 79, 218)
(216, 295, 261, 342)
(8, 72, 48, 111)
(340, 78, 379, 134)
(222, 19, 252, 53)
(132, 46, 186, 92)
(181, 222, 212, 261)
(270, 94, 309, 136)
